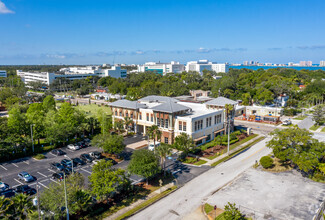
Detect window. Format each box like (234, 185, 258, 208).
(131, 113, 133, 119)
(179, 122, 182, 131)
(183, 122, 186, 131)
(164, 137, 168, 144)
(146, 113, 149, 121)
(161, 118, 164, 128)
(214, 115, 217, 124)
(151, 114, 153, 122)
(206, 118, 209, 128)
(119, 112, 122, 117)
(165, 119, 168, 128)
(139, 113, 142, 120)
(126, 112, 128, 117)
(195, 121, 198, 131)
(200, 120, 203, 130)
(209, 117, 212, 126)
(157, 117, 160, 126)
(115, 111, 117, 116)
(206, 134, 211, 142)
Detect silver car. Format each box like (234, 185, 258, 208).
(18, 171, 34, 182)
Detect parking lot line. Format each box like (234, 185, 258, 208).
(38, 182, 49, 189)
(50, 178, 59, 184)
(48, 169, 56, 173)
(23, 161, 29, 165)
(12, 163, 19, 167)
(81, 168, 92, 174)
(14, 178, 23, 185)
(0, 165, 7, 170)
(12, 184, 21, 188)
(29, 183, 37, 186)
(40, 179, 48, 183)
(37, 172, 47, 178)
(49, 153, 57, 157)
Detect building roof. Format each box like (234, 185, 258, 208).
(151, 101, 191, 113)
(205, 97, 237, 106)
(109, 100, 147, 110)
(139, 95, 178, 103)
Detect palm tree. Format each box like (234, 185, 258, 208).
(124, 116, 133, 135)
(0, 195, 13, 217)
(147, 125, 161, 146)
(114, 119, 124, 135)
(174, 133, 195, 156)
(155, 144, 172, 175)
(70, 189, 93, 214)
(11, 193, 34, 219)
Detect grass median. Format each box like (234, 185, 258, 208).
(211, 136, 265, 167)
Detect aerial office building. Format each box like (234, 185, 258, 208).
(186, 60, 229, 74)
(137, 61, 185, 75)
(0, 70, 7, 77)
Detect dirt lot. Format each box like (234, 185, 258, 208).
(207, 168, 325, 220)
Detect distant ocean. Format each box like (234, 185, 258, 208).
(230, 65, 325, 71)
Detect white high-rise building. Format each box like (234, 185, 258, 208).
(0, 70, 7, 77)
(186, 60, 229, 74)
(137, 61, 185, 75)
(320, 61, 325, 67)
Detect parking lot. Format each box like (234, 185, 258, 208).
(0, 140, 210, 193)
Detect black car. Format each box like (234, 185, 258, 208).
(104, 158, 118, 165)
(50, 162, 65, 171)
(72, 157, 86, 166)
(61, 159, 73, 168)
(14, 185, 36, 195)
(77, 141, 87, 148)
(89, 151, 102, 159)
(80, 154, 93, 163)
(63, 167, 73, 175)
(0, 189, 15, 198)
(51, 149, 65, 156)
(51, 173, 64, 181)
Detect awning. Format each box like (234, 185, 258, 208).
(214, 128, 225, 134)
(194, 135, 208, 142)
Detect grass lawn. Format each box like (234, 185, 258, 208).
(321, 127, 325, 132)
(281, 124, 293, 127)
(204, 203, 214, 214)
(76, 104, 111, 117)
(310, 125, 320, 131)
(294, 115, 307, 120)
(193, 160, 207, 166)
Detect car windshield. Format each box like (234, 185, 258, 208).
(24, 174, 30, 178)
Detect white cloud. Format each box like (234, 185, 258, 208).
(0, 1, 14, 14)
(46, 54, 66, 59)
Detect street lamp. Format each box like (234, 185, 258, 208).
(64, 155, 74, 173)
(63, 173, 69, 220)
(30, 124, 35, 153)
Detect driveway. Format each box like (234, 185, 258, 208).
(297, 116, 314, 130)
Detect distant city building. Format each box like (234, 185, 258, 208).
(186, 60, 229, 74)
(299, 61, 312, 66)
(0, 70, 7, 78)
(318, 61, 323, 66)
(243, 61, 249, 66)
(17, 66, 127, 86)
(137, 61, 185, 75)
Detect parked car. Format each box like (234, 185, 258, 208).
(67, 144, 80, 151)
(148, 141, 161, 151)
(72, 157, 86, 166)
(50, 162, 65, 171)
(282, 119, 292, 125)
(63, 167, 73, 175)
(51, 149, 65, 156)
(51, 173, 64, 181)
(89, 151, 102, 159)
(14, 185, 36, 195)
(0, 189, 15, 198)
(80, 154, 93, 163)
(61, 159, 73, 168)
(18, 171, 35, 183)
(0, 182, 9, 192)
(93, 157, 117, 165)
(76, 142, 87, 148)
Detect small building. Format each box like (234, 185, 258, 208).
(0, 70, 7, 78)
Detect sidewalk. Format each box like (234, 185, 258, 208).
(201, 135, 262, 166)
(105, 183, 175, 220)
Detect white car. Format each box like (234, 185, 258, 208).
(283, 119, 292, 126)
(67, 144, 80, 151)
(0, 182, 9, 192)
(148, 142, 160, 151)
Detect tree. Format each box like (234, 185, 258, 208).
(114, 119, 124, 135)
(26, 103, 45, 144)
(0, 195, 13, 217)
(124, 116, 134, 134)
(8, 193, 34, 219)
(147, 125, 162, 146)
(173, 133, 195, 156)
(313, 105, 325, 125)
(91, 134, 125, 155)
(42, 95, 56, 112)
(89, 159, 130, 201)
(260, 156, 274, 168)
(155, 143, 172, 175)
(223, 202, 244, 220)
(128, 149, 160, 184)
(97, 109, 112, 134)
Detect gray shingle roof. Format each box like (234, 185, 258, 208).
(151, 101, 191, 113)
(109, 100, 147, 110)
(138, 95, 178, 103)
(205, 97, 237, 106)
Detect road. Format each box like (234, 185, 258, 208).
(130, 137, 272, 220)
(297, 116, 314, 130)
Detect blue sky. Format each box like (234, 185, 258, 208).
(1, 0, 325, 65)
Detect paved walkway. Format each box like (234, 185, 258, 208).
(105, 183, 175, 220)
(297, 116, 314, 130)
(200, 135, 262, 166)
(126, 140, 148, 150)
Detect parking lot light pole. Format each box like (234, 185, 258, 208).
(30, 124, 35, 153)
(63, 173, 69, 220)
(64, 155, 74, 173)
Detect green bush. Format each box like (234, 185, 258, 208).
(260, 156, 273, 169)
(33, 154, 45, 160)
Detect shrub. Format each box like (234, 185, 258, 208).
(260, 156, 274, 169)
(33, 154, 45, 160)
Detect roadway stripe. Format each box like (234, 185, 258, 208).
(50, 178, 59, 184)
(48, 169, 56, 173)
(14, 178, 23, 185)
(40, 179, 48, 182)
(38, 182, 49, 189)
(241, 146, 266, 162)
(0, 165, 7, 170)
(12, 163, 19, 167)
(12, 184, 21, 188)
(81, 168, 92, 174)
(29, 183, 37, 186)
(37, 172, 47, 178)
(23, 161, 29, 165)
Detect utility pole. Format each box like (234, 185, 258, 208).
(63, 173, 69, 220)
(37, 182, 41, 220)
(30, 124, 35, 153)
(227, 114, 230, 156)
